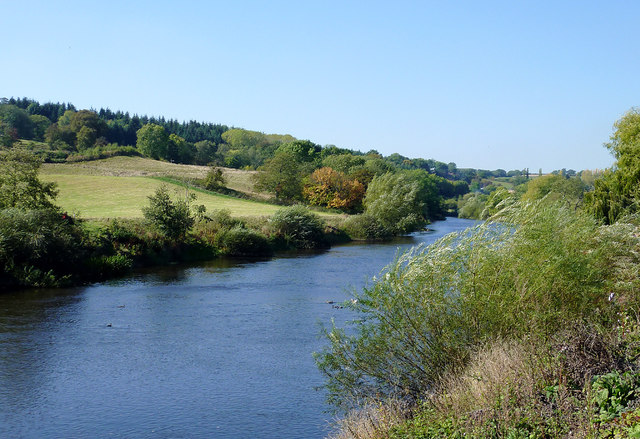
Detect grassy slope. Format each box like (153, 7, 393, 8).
(42, 156, 260, 196)
(41, 157, 338, 219)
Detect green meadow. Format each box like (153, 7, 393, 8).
(40, 157, 336, 219)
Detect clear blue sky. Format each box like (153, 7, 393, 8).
(2, 0, 638, 172)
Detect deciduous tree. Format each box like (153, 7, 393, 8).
(136, 124, 169, 160)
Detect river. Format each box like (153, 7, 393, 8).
(0, 217, 478, 439)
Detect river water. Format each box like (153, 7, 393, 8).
(0, 217, 478, 439)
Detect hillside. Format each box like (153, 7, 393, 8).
(40, 157, 337, 219)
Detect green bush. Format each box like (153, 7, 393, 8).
(269, 205, 326, 249)
(316, 201, 633, 409)
(201, 166, 226, 191)
(0, 208, 84, 287)
(142, 185, 195, 240)
(215, 226, 271, 256)
(364, 172, 428, 234)
(341, 213, 392, 240)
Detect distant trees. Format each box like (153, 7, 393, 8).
(136, 124, 169, 160)
(0, 105, 34, 139)
(0, 148, 58, 209)
(253, 151, 305, 201)
(586, 108, 640, 224)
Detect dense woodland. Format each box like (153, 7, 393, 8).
(3, 95, 640, 438)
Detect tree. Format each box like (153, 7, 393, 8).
(315, 202, 620, 408)
(364, 172, 427, 235)
(136, 124, 169, 159)
(0, 104, 33, 139)
(202, 166, 226, 190)
(0, 148, 58, 209)
(269, 205, 326, 248)
(76, 126, 97, 151)
(254, 151, 304, 201)
(194, 140, 217, 165)
(29, 114, 51, 141)
(275, 140, 321, 164)
(586, 108, 640, 223)
(167, 133, 195, 163)
(142, 185, 196, 240)
(303, 167, 365, 212)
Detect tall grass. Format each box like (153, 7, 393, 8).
(316, 201, 640, 414)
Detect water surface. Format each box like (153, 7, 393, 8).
(0, 217, 477, 438)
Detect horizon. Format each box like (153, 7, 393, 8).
(2, 1, 636, 172)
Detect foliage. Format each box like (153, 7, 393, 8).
(167, 133, 195, 163)
(363, 172, 427, 235)
(66, 144, 141, 162)
(303, 167, 366, 212)
(0, 148, 58, 209)
(215, 226, 271, 256)
(457, 192, 487, 219)
(591, 371, 640, 422)
(0, 208, 84, 287)
(268, 205, 326, 248)
(142, 185, 196, 240)
(586, 108, 640, 224)
(254, 151, 305, 201)
(321, 154, 366, 174)
(521, 174, 586, 208)
(315, 201, 627, 409)
(136, 123, 169, 160)
(341, 213, 392, 240)
(275, 139, 321, 163)
(481, 187, 516, 219)
(202, 166, 226, 191)
(0, 104, 34, 139)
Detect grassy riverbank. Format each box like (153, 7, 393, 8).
(319, 201, 640, 439)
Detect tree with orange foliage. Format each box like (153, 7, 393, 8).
(303, 167, 365, 212)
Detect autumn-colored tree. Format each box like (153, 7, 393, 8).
(303, 167, 365, 212)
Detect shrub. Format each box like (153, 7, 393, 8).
(215, 226, 271, 256)
(269, 205, 326, 249)
(201, 166, 226, 191)
(341, 213, 392, 240)
(0, 208, 84, 287)
(142, 185, 195, 240)
(363, 172, 427, 234)
(315, 201, 632, 409)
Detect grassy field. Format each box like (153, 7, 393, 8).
(42, 156, 260, 196)
(41, 157, 341, 220)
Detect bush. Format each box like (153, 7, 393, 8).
(341, 213, 392, 240)
(363, 172, 427, 234)
(215, 226, 271, 256)
(142, 185, 195, 240)
(315, 201, 633, 409)
(66, 144, 140, 162)
(0, 208, 84, 287)
(269, 205, 327, 249)
(201, 166, 226, 191)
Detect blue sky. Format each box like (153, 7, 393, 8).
(2, 1, 638, 171)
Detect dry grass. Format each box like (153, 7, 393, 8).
(328, 399, 410, 439)
(433, 340, 540, 417)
